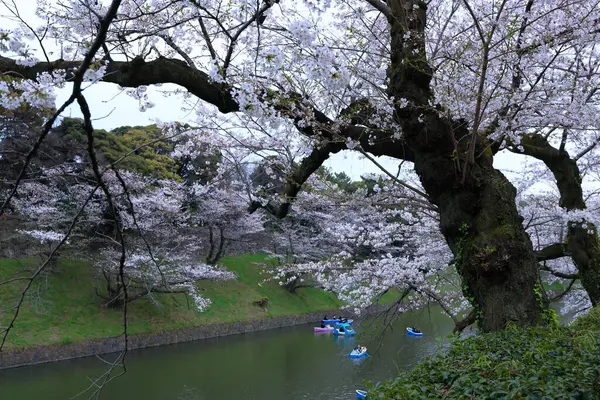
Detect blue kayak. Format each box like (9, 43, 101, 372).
(333, 322, 356, 336)
(333, 327, 356, 335)
(356, 389, 367, 399)
(406, 327, 423, 337)
(322, 318, 353, 324)
(349, 347, 368, 358)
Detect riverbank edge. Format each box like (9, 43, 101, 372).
(0, 303, 391, 370)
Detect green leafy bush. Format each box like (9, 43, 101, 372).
(368, 308, 600, 399)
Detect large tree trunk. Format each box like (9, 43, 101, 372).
(386, 0, 544, 331)
(409, 125, 543, 331)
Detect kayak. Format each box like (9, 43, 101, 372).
(333, 327, 356, 336)
(333, 322, 356, 336)
(349, 347, 368, 358)
(313, 326, 334, 332)
(322, 318, 353, 324)
(356, 389, 367, 399)
(406, 327, 423, 337)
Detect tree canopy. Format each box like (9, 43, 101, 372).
(0, 0, 599, 337)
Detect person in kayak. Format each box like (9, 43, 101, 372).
(320, 321, 326, 328)
(412, 327, 421, 333)
(353, 345, 366, 354)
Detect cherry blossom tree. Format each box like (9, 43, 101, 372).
(7, 164, 237, 310)
(1, 0, 600, 332)
(264, 173, 476, 322)
(1, 111, 261, 312)
(190, 181, 266, 265)
(169, 127, 268, 263)
(95, 245, 235, 310)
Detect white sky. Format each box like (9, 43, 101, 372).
(7, 0, 526, 181)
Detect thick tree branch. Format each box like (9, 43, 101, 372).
(512, 133, 584, 209)
(386, 0, 431, 106)
(540, 264, 579, 280)
(363, 0, 392, 19)
(0, 55, 238, 112)
(248, 140, 346, 218)
(0, 55, 412, 161)
(453, 308, 477, 334)
(535, 242, 567, 262)
(513, 132, 600, 306)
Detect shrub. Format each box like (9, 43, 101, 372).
(368, 308, 600, 399)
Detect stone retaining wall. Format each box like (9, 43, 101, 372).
(0, 304, 391, 370)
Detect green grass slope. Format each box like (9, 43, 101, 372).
(0, 254, 344, 350)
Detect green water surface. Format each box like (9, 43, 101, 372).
(0, 308, 454, 399)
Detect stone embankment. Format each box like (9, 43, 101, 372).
(0, 304, 390, 369)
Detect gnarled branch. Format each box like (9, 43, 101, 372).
(453, 308, 477, 334)
(363, 0, 392, 19)
(248, 140, 346, 218)
(535, 242, 567, 262)
(514, 133, 584, 209)
(541, 264, 579, 280)
(0, 55, 415, 164)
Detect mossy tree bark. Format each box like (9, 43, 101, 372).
(385, 0, 544, 331)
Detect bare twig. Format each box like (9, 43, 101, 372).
(159, 34, 198, 69)
(0, 0, 123, 215)
(221, 0, 276, 76)
(357, 148, 435, 207)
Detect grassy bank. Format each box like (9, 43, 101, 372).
(0, 254, 348, 350)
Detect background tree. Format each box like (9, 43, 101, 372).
(9, 165, 238, 310)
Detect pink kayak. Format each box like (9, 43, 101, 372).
(314, 326, 334, 332)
